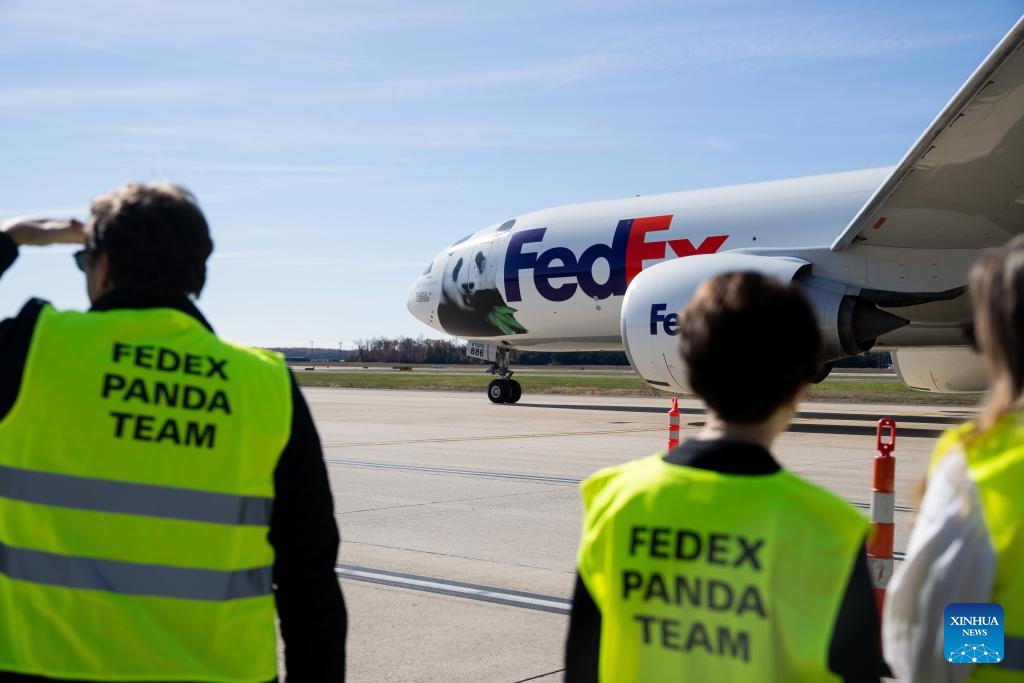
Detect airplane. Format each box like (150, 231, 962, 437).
(407, 15, 1024, 404)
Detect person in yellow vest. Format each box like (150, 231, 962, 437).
(884, 236, 1024, 682)
(0, 184, 346, 682)
(564, 271, 880, 682)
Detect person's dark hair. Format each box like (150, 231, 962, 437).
(88, 183, 213, 298)
(678, 271, 823, 423)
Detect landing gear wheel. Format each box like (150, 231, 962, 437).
(487, 379, 509, 404)
(485, 346, 521, 403)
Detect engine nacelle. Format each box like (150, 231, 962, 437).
(893, 348, 988, 393)
(621, 254, 909, 393)
(621, 254, 807, 392)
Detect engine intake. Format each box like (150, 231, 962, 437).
(620, 254, 909, 393)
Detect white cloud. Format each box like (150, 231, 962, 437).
(627, 13, 988, 70)
(0, 83, 208, 111)
(201, 163, 362, 174)
(0, 207, 87, 218)
(675, 136, 738, 152)
(0, 1, 483, 58)
(87, 115, 619, 152)
(210, 249, 275, 261)
(358, 260, 431, 272)
(335, 55, 622, 101)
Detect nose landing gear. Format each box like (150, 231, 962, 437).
(486, 346, 521, 404)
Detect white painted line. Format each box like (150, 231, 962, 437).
(336, 565, 572, 614)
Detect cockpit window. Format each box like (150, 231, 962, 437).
(449, 233, 475, 247)
(496, 219, 516, 232)
(422, 261, 433, 275)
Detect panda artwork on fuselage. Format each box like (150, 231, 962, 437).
(437, 243, 528, 337)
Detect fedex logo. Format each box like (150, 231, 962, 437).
(504, 215, 728, 303)
(650, 304, 680, 335)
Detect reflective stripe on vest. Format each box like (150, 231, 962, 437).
(0, 463, 272, 526)
(577, 453, 868, 682)
(0, 541, 272, 601)
(0, 305, 291, 682)
(936, 418, 1024, 682)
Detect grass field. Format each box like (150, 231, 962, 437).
(293, 368, 982, 406)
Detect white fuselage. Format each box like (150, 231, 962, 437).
(408, 168, 934, 350)
(411, 169, 876, 350)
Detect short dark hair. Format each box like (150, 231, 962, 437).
(678, 271, 823, 423)
(89, 183, 213, 298)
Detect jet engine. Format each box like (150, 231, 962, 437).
(620, 254, 909, 392)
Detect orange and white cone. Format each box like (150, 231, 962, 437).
(868, 418, 896, 617)
(667, 397, 681, 451)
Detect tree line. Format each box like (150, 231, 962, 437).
(348, 336, 629, 365)
(275, 337, 891, 368)
(352, 337, 468, 364)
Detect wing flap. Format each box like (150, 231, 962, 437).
(831, 16, 1024, 251)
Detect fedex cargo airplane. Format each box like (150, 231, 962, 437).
(407, 16, 1024, 404)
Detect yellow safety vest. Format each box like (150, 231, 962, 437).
(935, 418, 1024, 682)
(578, 452, 868, 682)
(0, 305, 292, 682)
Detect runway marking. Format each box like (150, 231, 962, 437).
(328, 459, 579, 485)
(321, 426, 658, 448)
(514, 669, 565, 682)
(850, 500, 914, 514)
(327, 459, 916, 513)
(322, 418, 954, 449)
(335, 563, 571, 614)
(513, 402, 970, 426)
(338, 488, 570, 514)
(338, 551, 907, 618)
(342, 539, 569, 573)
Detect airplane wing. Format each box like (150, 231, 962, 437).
(831, 15, 1024, 251)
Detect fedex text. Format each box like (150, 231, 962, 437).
(504, 215, 727, 302)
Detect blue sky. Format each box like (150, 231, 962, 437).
(0, 1, 1020, 347)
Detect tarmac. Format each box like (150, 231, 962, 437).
(298, 387, 973, 682)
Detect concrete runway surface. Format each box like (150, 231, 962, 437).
(297, 387, 973, 682)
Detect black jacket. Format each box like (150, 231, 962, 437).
(564, 438, 881, 683)
(0, 234, 346, 682)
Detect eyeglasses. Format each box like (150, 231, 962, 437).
(73, 249, 88, 272)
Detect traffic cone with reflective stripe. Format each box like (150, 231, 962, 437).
(667, 397, 680, 451)
(868, 418, 896, 617)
